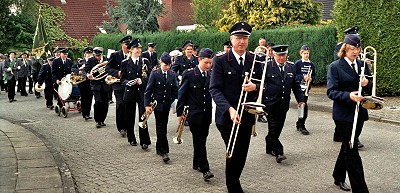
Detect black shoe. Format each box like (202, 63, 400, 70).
(276, 155, 287, 163)
(141, 144, 148, 149)
(334, 180, 351, 191)
(333, 136, 342, 142)
(130, 141, 138, 146)
(184, 121, 189, 126)
(162, 153, 170, 162)
(298, 127, 310, 135)
(203, 171, 214, 181)
(100, 122, 106, 126)
(47, 105, 51, 108)
(193, 166, 201, 172)
(49, 105, 54, 110)
(266, 149, 277, 156)
(120, 130, 127, 137)
(36, 95, 41, 99)
(29, 91, 33, 94)
(357, 141, 364, 149)
(258, 116, 268, 123)
(96, 122, 101, 128)
(84, 116, 92, 120)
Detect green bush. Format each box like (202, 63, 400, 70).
(93, 25, 337, 84)
(334, 0, 400, 96)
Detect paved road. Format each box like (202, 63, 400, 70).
(0, 93, 399, 192)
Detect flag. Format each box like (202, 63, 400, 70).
(32, 15, 48, 58)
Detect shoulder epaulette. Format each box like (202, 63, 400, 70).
(187, 68, 194, 72)
(216, 51, 226, 57)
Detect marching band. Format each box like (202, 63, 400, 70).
(1, 21, 383, 193)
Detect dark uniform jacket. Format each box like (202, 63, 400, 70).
(327, 58, 372, 122)
(37, 63, 53, 85)
(172, 55, 199, 76)
(209, 50, 262, 127)
(141, 51, 158, 69)
(2, 58, 17, 80)
(120, 57, 151, 102)
(30, 58, 42, 80)
(144, 68, 179, 112)
(71, 58, 90, 85)
(177, 67, 212, 125)
(52, 57, 73, 83)
(262, 60, 304, 113)
(294, 59, 316, 92)
(106, 50, 127, 91)
(84, 56, 110, 92)
(15, 58, 31, 78)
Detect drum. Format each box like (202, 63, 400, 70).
(34, 82, 45, 92)
(58, 74, 73, 100)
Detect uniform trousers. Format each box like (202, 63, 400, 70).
(53, 83, 63, 107)
(265, 110, 288, 155)
(333, 120, 369, 193)
(32, 74, 40, 96)
(7, 79, 16, 100)
(124, 98, 151, 145)
(18, 77, 28, 95)
(190, 122, 210, 173)
(217, 123, 252, 193)
(78, 81, 93, 118)
(28, 76, 33, 93)
(154, 110, 170, 154)
(296, 95, 309, 128)
(93, 88, 109, 123)
(114, 88, 126, 132)
(44, 83, 54, 106)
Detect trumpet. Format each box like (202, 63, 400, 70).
(225, 46, 268, 158)
(303, 66, 312, 96)
(70, 72, 87, 84)
(90, 61, 108, 80)
(141, 61, 149, 78)
(138, 100, 157, 129)
(105, 75, 120, 85)
(173, 106, 189, 144)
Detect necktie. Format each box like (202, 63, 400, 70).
(163, 72, 167, 80)
(279, 65, 284, 77)
(135, 60, 138, 66)
(202, 71, 206, 77)
(351, 63, 358, 75)
(239, 57, 243, 66)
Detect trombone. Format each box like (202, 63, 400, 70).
(350, 46, 383, 149)
(225, 46, 268, 159)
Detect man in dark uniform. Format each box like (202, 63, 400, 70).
(84, 47, 110, 128)
(37, 57, 55, 109)
(72, 47, 93, 120)
(3, 51, 18, 102)
(294, 45, 316, 135)
(106, 35, 131, 137)
(144, 52, 179, 163)
(141, 42, 159, 69)
(15, 51, 31, 96)
(120, 38, 152, 149)
(332, 26, 365, 149)
(262, 45, 305, 163)
(30, 54, 42, 98)
(327, 34, 371, 192)
(209, 22, 262, 193)
(176, 48, 215, 181)
(52, 48, 73, 107)
(223, 41, 232, 53)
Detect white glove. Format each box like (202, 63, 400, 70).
(7, 67, 11, 72)
(178, 75, 182, 81)
(57, 80, 61, 85)
(136, 78, 142, 85)
(30, 75, 33, 78)
(126, 79, 138, 87)
(17, 66, 21, 70)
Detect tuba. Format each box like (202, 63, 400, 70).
(225, 46, 268, 158)
(173, 106, 189, 144)
(138, 100, 157, 128)
(105, 75, 120, 85)
(90, 60, 108, 80)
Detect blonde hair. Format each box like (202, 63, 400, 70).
(337, 43, 361, 58)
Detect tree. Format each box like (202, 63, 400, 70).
(0, 0, 37, 52)
(103, 0, 165, 33)
(215, 0, 322, 32)
(190, 0, 230, 29)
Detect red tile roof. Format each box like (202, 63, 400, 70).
(39, 0, 116, 42)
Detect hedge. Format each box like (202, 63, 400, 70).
(93, 25, 337, 85)
(334, 0, 400, 96)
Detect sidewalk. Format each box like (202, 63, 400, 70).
(0, 119, 75, 193)
(290, 86, 400, 125)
